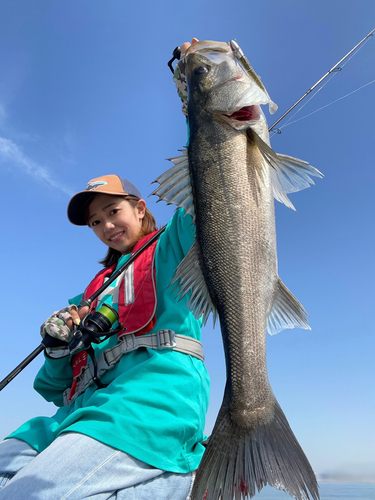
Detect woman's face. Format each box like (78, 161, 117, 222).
(87, 194, 146, 254)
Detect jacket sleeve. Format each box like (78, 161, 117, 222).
(160, 208, 196, 260)
(33, 293, 83, 406)
(33, 355, 73, 406)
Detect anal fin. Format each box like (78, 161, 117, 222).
(267, 278, 310, 335)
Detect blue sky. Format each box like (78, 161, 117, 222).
(0, 0, 374, 486)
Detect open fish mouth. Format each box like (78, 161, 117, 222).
(221, 104, 263, 129)
(224, 105, 261, 122)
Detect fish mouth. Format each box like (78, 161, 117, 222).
(224, 105, 261, 122)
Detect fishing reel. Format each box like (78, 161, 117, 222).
(69, 303, 123, 354)
(69, 303, 123, 389)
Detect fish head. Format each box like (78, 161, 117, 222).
(184, 40, 276, 129)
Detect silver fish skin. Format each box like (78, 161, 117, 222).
(152, 41, 322, 500)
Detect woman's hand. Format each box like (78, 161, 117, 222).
(41, 305, 89, 343)
(68, 306, 89, 330)
(173, 38, 199, 117)
(180, 37, 198, 56)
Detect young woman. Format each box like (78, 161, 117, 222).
(0, 174, 209, 499)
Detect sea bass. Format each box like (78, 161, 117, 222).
(152, 40, 322, 500)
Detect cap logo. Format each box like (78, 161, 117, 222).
(85, 181, 107, 191)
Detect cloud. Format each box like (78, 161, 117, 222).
(0, 136, 73, 196)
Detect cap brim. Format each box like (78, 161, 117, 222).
(67, 191, 99, 226)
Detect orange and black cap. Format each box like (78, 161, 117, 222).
(67, 175, 142, 226)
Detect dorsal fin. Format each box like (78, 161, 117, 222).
(150, 149, 195, 221)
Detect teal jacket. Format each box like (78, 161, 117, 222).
(7, 209, 210, 473)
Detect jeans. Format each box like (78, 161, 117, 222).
(0, 434, 194, 499)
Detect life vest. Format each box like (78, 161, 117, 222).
(69, 231, 158, 399)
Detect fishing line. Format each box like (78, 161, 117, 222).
(278, 78, 375, 129)
(272, 37, 372, 134)
(269, 28, 375, 134)
(271, 72, 339, 135)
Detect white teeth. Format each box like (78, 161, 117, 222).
(110, 232, 124, 241)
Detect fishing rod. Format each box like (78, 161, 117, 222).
(268, 28, 375, 132)
(7, 29, 371, 391)
(0, 225, 166, 393)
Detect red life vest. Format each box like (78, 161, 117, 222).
(68, 232, 158, 399)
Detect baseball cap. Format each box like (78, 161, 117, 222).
(67, 175, 142, 226)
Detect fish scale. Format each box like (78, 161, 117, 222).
(152, 40, 322, 500)
(190, 116, 276, 424)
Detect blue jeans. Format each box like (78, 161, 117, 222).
(0, 434, 194, 499)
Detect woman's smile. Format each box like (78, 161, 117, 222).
(108, 230, 125, 243)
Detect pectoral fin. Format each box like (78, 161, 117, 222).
(267, 278, 310, 335)
(250, 130, 323, 210)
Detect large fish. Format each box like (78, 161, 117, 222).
(152, 40, 322, 500)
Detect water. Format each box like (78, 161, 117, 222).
(253, 483, 375, 500)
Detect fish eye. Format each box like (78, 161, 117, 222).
(194, 66, 208, 76)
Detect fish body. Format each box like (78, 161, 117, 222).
(188, 111, 277, 425)
(152, 41, 322, 500)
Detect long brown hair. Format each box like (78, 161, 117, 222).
(89, 195, 157, 268)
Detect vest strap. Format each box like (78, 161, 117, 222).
(63, 331, 204, 406)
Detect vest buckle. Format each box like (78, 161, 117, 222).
(156, 329, 176, 349)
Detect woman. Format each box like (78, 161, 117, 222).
(0, 173, 209, 499)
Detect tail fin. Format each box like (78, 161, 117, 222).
(192, 395, 319, 500)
